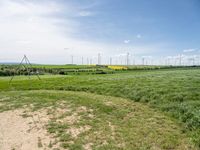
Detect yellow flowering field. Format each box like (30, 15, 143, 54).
(108, 65, 128, 70)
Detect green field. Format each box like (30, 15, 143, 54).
(0, 67, 200, 149)
(1, 64, 197, 76)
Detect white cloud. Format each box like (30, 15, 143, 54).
(142, 55, 152, 58)
(0, 1, 61, 17)
(0, 0, 96, 63)
(183, 49, 196, 53)
(124, 40, 130, 44)
(0, 0, 168, 64)
(16, 40, 31, 45)
(115, 53, 127, 57)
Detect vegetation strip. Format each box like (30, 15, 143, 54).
(0, 90, 195, 149)
(0, 68, 200, 148)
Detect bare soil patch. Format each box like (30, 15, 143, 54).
(0, 105, 94, 150)
(0, 109, 54, 150)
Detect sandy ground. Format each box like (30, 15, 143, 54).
(0, 109, 53, 150)
(0, 106, 93, 150)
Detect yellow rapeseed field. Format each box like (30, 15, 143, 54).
(108, 65, 128, 70)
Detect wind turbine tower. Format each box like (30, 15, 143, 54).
(110, 57, 112, 65)
(142, 57, 145, 65)
(179, 54, 182, 66)
(98, 53, 101, 65)
(126, 52, 130, 65)
(71, 55, 74, 64)
(87, 58, 89, 65)
(82, 57, 84, 65)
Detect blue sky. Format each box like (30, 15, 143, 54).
(69, 0, 200, 52)
(0, 0, 199, 64)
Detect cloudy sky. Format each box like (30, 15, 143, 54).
(0, 0, 200, 64)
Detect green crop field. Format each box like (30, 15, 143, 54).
(0, 67, 200, 149)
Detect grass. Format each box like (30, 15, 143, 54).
(0, 90, 195, 149)
(0, 68, 200, 148)
(1, 64, 198, 76)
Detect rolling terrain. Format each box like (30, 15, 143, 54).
(0, 66, 199, 149)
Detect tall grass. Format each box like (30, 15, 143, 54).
(0, 68, 200, 147)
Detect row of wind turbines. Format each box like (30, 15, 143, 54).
(66, 53, 200, 66)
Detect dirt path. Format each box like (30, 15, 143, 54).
(0, 109, 52, 150)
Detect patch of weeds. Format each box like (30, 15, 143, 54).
(68, 143, 83, 150)
(60, 133, 72, 142)
(48, 141, 53, 148)
(47, 122, 69, 134)
(38, 137, 43, 148)
(21, 113, 32, 118)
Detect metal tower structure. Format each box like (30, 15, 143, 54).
(71, 55, 74, 64)
(9, 55, 41, 84)
(109, 57, 112, 65)
(126, 53, 129, 65)
(81, 57, 84, 65)
(98, 53, 101, 65)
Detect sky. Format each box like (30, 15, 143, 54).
(0, 0, 200, 64)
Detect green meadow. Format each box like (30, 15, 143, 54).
(0, 67, 200, 149)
